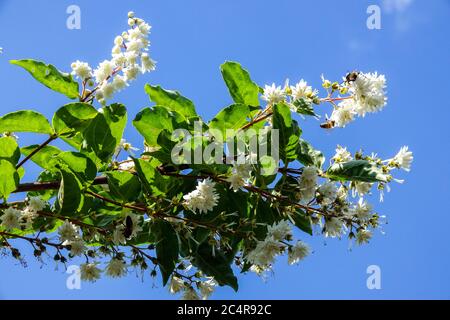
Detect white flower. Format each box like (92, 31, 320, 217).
(330, 100, 356, 127)
(324, 217, 344, 238)
(353, 181, 372, 197)
(332, 145, 352, 163)
(27, 196, 46, 212)
(288, 241, 310, 265)
(392, 146, 413, 171)
(112, 75, 128, 92)
(290, 79, 316, 101)
(182, 287, 200, 300)
(0, 207, 22, 231)
(267, 220, 292, 241)
(80, 263, 102, 282)
(124, 213, 143, 239)
(105, 258, 127, 278)
(183, 178, 219, 214)
(99, 81, 115, 100)
(350, 72, 387, 116)
(169, 276, 185, 294)
(356, 229, 372, 245)
(317, 182, 338, 205)
(93, 60, 114, 83)
(297, 166, 318, 203)
(123, 65, 140, 81)
(65, 239, 86, 257)
(227, 163, 251, 192)
(58, 220, 80, 242)
(112, 225, 126, 245)
(71, 60, 92, 80)
(246, 236, 284, 267)
(262, 83, 285, 105)
(20, 208, 37, 229)
(141, 53, 156, 73)
(116, 139, 139, 154)
(199, 278, 217, 299)
(354, 198, 373, 222)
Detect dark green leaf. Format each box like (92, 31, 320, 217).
(192, 242, 238, 291)
(106, 171, 141, 202)
(0, 110, 53, 134)
(220, 61, 260, 106)
(326, 160, 388, 183)
(152, 220, 179, 286)
(56, 166, 84, 215)
(296, 138, 325, 169)
(55, 151, 97, 183)
(81, 113, 117, 163)
(144, 84, 197, 118)
(10, 59, 79, 99)
(272, 103, 300, 162)
(292, 209, 313, 235)
(52, 103, 98, 136)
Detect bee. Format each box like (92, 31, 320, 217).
(345, 70, 359, 83)
(123, 215, 133, 239)
(320, 119, 336, 129)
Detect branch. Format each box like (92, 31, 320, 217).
(16, 135, 57, 169)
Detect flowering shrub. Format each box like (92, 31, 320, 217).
(0, 13, 412, 299)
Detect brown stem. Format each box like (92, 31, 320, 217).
(85, 191, 147, 212)
(16, 135, 57, 169)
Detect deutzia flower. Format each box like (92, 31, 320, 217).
(267, 220, 292, 241)
(183, 178, 219, 214)
(141, 53, 156, 73)
(227, 163, 251, 192)
(391, 146, 413, 172)
(297, 166, 318, 203)
(332, 145, 352, 163)
(80, 263, 102, 282)
(290, 79, 316, 101)
(198, 278, 217, 300)
(317, 182, 338, 206)
(93, 60, 114, 83)
(324, 217, 344, 238)
(169, 276, 185, 294)
(182, 287, 200, 300)
(105, 258, 127, 278)
(27, 196, 46, 212)
(116, 139, 139, 155)
(288, 241, 310, 265)
(63, 239, 86, 257)
(70, 60, 92, 80)
(330, 100, 356, 127)
(112, 225, 126, 245)
(349, 72, 387, 116)
(246, 236, 284, 267)
(355, 229, 372, 245)
(352, 181, 372, 197)
(57, 220, 80, 242)
(0, 207, 22, 231)
(19, 208, 37, 229)
(354, 198, 373, 222)
(262, 83, 285, 105)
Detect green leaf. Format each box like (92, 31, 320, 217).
(106, 171, 141, 202)
(56, 166, 84, 215)
(292, 98, 317, 116)
(81, 113, 117, 163)
(292, 209, 313, 235)
(209, 103, 259, 140)
(272, 103, 300, 162)
(192, 242, 239, 291)
(0, 110, 53, 134)
(326, 160, 388, 183)
(52, 103, 98, 136)
(132, 158, 166, 196)
(21, 145, 62, 170)
(144, 84, 197, 118)
(152, 220, 179, 286)
(55, 151, 97, 183)
(0, 160, 19, 199)
(296, 138, 325, 169)
(100, 103, 127, 154)
(220, 61, 260, 106)
(133, 106, 187, 147)
(0, 137, 20, 165)
(10, 59, 79, 99)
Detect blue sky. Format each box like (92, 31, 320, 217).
(0, 0, 449, 299)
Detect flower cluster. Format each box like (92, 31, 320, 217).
(0, 196, 46, 231)
(169, 274, 218, 300)
(329, 72, 387, 127)
(183, 178, 220, 213)
(70, 12, 155, 104)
